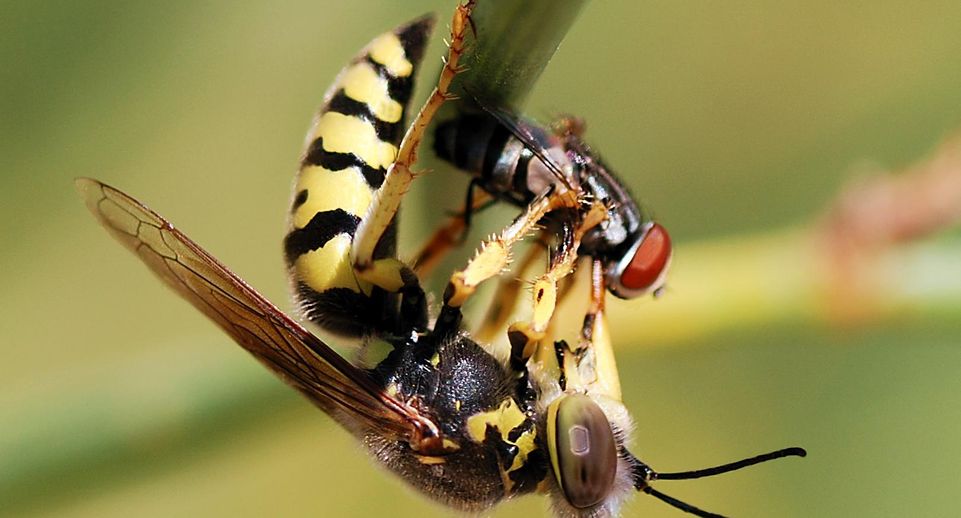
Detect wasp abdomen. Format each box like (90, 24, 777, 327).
(285, 17, 433, 336)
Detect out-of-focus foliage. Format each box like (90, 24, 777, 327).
(2, 1, 961, 517)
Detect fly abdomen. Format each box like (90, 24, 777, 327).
(285, 16, 433, 336)
(434, 113, 563, 205)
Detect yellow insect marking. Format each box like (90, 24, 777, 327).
(442, 438, 460, 452)
(454, 400, 462, 412)
(292, 165, 373, 229)
(467, 398, 536, 495)
(585, 312, 622, 401)
(355, 257, 406, 292)
(310, 112, 397, 169)
(447, 242, 510, 307)
(530, 278, 557, 334)
(465, 398, 538, 494)
(368, 32, 413, 77)
(546, 398, 562, 488)
(340, 63, 403, 123)
(430, 351, 441, 367)
(466, 398, 527, 444)
(294, 234, 366, 293)
(508, 427, 537, 473)
(464, 241, 510, 285)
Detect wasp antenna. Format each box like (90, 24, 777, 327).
(642, 486, 725, 518)
(655, 447, 806, 481)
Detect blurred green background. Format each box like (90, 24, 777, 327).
(3, 1, 961, 516)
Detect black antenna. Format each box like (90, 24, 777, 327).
(626, 447, 806, 517)
(655, 447, 806, 481)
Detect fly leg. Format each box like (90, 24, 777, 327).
(412, 182, 493, 278)
(434, 188, 580, 338)
(507, 201, 608, 370)
(473, 238, 546, 344)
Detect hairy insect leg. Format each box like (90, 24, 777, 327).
(412, 184, 493, 278)
(507, 201, 608, 365)
(434, 188, 580, 337)
(351, 1, 475, 293)
(473, 238, 545, 344)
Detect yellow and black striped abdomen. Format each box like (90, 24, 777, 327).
(285, 16, 433, 337)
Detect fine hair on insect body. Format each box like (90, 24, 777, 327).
(77, 2, 805, 516)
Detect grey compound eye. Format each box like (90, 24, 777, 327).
(548, 394, 618, 509)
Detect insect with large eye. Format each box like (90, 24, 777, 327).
(78, 3, 804, 516)
(423, 103, 675, 368)
(434, 108, 673, 300)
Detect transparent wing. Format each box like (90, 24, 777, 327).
(475, 99, 576, 192)
(76, 178, 443, 450)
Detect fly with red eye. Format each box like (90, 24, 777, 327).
(76, 2, 807, 515)
(610, 221, 672, 299)
(429, 103, 674, 354)
(433, 104, 674, 301)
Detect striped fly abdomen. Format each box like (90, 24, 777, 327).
(434, 109, 674, 300)
(434, 113, 573, 207)
(285, 16, 433, 337)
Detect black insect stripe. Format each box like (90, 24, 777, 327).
(482, 123, 512, 180)
(361, 55, 416, 106)
(451, 115, 488, 172)
(326, 90, 404, 145)
(302, 137, 387, 189)
(292, 189, 309, 210)
(396, 16, 432, 66)
(507, 419, 532, 443)
(359, 17, 430, 101)
(284, 208, 361, 265)
(295, 283, 382, 338)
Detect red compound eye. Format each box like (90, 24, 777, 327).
(619, 223, 672, 294)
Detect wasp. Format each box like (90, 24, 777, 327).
(78, 3, 804, 517)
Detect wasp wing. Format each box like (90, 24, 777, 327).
(76, 178, 442, 448)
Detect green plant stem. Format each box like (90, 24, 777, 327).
(458, 0, 589, 108)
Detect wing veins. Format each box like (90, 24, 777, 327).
(77, 178, 440, 446)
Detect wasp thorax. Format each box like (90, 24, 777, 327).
(608, 222, 672, 299)
(548, 394, 618, 509)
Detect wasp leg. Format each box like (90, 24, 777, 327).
(435, 188, 580, 338)
(474, 238, 545, 345)
(352, 1, 475, 289)
(412, 183, 493, 278)
(507, 201, 608, 363)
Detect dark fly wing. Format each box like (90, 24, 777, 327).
(476, 101, 575, 192)
(76, 178, 443, 448)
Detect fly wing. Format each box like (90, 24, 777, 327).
(475, 100, 576, 192)
(76, 178, 443, 449)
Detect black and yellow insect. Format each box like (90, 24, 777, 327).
(78, 3, 804, 517)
